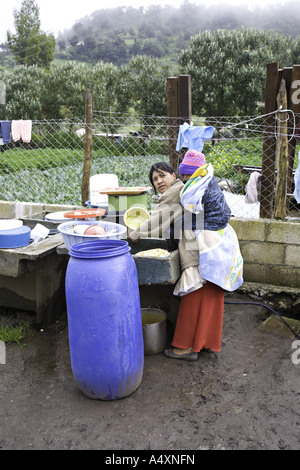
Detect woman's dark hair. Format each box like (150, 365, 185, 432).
(149, 161, 180, 190)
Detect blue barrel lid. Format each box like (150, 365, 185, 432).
(69, 239, 131, 259)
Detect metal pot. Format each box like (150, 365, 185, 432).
(141, 306, 167, 355)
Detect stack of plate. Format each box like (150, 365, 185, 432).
(0, 219, 31, 248)
(45, 211, 75, 223)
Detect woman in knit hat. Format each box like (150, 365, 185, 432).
(129, 151, 242, 360)
(178, 149, 206, 181)
(164, 150, 243, 360)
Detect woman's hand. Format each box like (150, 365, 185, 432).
(128, 231, 139, 243)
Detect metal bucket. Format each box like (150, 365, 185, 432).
(141, 306, 167, 355)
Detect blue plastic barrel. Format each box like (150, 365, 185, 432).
(65, 239, 144, 400)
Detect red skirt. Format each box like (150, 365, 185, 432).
(172, 281, 224, 352)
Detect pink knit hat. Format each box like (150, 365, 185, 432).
(178, 150, 206, 175)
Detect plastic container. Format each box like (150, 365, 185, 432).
(0, 225, 31, 248)
(124, 206, 150, 230)
(57, 220, 127, 250)
(65, 239, 144, 400)
(108, 193, 148, 211)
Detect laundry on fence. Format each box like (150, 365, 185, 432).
(293, 151, 300, 203)
(176, 122, 215, 152)
(0, 121, 11, 144)
(12, 120, 32, 143)
(245, 171, 261, 204)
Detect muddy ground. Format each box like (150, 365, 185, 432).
(0, 291, 299, 451)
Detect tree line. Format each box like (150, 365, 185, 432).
(0, 57, 170, 121)
(1, 0, 300, 120)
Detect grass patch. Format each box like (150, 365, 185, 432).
(0, 322, 32, 345)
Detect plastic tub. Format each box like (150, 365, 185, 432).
(124, 206, 150, 230)
(57, 220, 127, 250)
(0, 225, 31, 248)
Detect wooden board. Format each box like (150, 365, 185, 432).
(97, 186, 151, 195)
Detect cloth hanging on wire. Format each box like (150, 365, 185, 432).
(12, 120, 32, 143)
(293, 151, 300, 203)
(180, 164, 243, 292)
(245, 171, 261, 204)
(294, 121, 300, 142)
(0, 121, 11, 144)
(176, 122, 215, 152)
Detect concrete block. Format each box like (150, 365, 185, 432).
(14, 202, 45, 219)
(44, 203, 83, 212)
(0, 201, 14, 218)
(285, 245, 300, 267)
(240, 241, 284, 265)
(258, 314, 298, 339)
(229, 218, 266, 241)
(242, 263, 268, 284)
(0, 251, 68, 324)
(267, 220, 300, 245)
(268, 266, 300, 288)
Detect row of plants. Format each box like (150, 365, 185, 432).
(0, 155, 166, 205)
(1, 133, 167, 171)
(0, 138, 267, 205)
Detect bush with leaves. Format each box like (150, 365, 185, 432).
(179, 28, 294, 116)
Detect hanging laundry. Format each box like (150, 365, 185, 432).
(0, 121, 11, 144)
(293, 151, 300, 203)
(20, 120, 32, 143)
(294, 121, 300, 142)
(12, 120, 32, 143)
(12, 120, 21, 142)
(245, 171, 261, 204)
(176, 122, 215, 152)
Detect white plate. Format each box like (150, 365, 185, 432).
(45, 211, 75, 222)
(0, 219, 23, 231)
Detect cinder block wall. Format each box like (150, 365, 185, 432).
(1, 201, 300, 290)
(230, 217, 300, 289)
(0, 201, 82, 218)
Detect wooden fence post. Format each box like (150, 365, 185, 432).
(260, 62, 280, 219)
(274, 79, 288, 219)
(81, 89, 93, 206)
(178, 75, 192, 124)
(167, 75, 192, 171)
(167, 77, 179, 170)
(287, 65, 300, 196)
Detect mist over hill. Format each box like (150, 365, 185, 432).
(1, 1, 299, 70)
(54, 1, 300, 68)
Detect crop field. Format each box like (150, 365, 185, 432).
(1, 136, 297, 206)
(0, 150, 166, 205)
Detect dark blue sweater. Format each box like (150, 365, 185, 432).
(168, 177, 232, 250)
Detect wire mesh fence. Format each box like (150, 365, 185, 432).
(1, 111, 299, 219)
